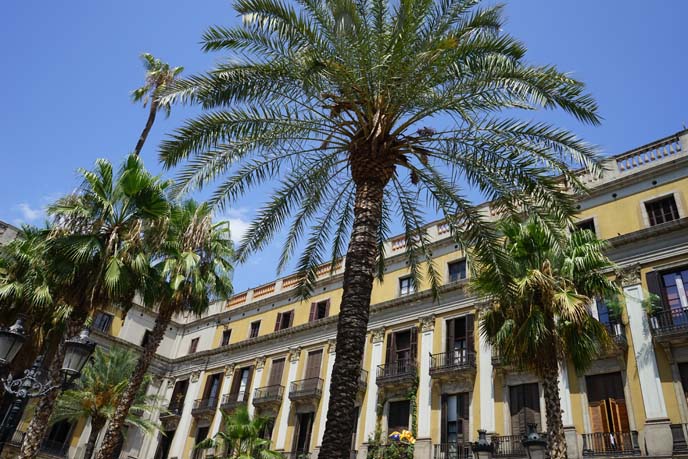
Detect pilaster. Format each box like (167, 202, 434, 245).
(364, 327, 385, 441)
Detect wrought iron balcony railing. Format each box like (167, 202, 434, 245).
(433, 442, 473, 459)
(191, 397, 219, 416)
(582, 431, 640, 456)
(252, 385, 284, 407)
(376, 359, 417, 385)
(289, 377, 323, 402)
(221, 392, 248, 411)
(429, 351, 476, 377)
(649, 307, 688, 338)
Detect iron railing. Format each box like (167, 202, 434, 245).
(492, 434, 526, 457)
(40, 438, 71, 456)
(221, 392, 248, 409)
(429, 351, 476, 375)
(192, 397, 219, 414)
(671, 423, 688, 452)
(433, 442, 473, 459)
(581, 431, 640, 456)
(359, 368, 369, 387)
(283, 451, 310, 459)
(289, 377, 323, 399)
(8, 429, 25, 445)
(160, 399, 184, 421)
(649, 307, 688, 337)
(376, 359, 417, 382)
(253, 385, 284, 403)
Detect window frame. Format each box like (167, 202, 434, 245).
(387, 399, 411, 434)
(447, 259, 467, 283)
(642, 193, 682, 227)
(93, 311, 114, 333)
(249, 321, 261, 338)
(188, 337, 199, 354)
(574, 218, 597, 235)
(398, 276, 415, 297)
(220, 329, 232, 346)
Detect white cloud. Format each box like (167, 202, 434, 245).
(216, 208, 252, 243)
(14, 202, 43, 224)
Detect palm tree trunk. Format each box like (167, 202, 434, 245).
(18, 318, 83, 459)
(133, 100, 158, 157)
(319, 176, 388, 459)
(543, 351, 568, 459)
(83, 416, 106, 459)
(94, 305, 173, 459)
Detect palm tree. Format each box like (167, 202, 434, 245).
(17, 154, 169, 459)
(51, 346, 162, 459)
(95, 200, 233, 459)
(195, 404, 282, 459)
(131, 53, 184, 156)
(157, 1, 603, 457)
(472, 218, 618, 459)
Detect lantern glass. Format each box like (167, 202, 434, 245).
(0, 319, 26, 366)
(61, 329, 95, 379)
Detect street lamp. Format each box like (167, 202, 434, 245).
(522, 423, 547, 459)
(472, 429, 494, 459)
(0, 324, 96, 455)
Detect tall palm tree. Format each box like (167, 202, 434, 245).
(51, 346, 162, 459)
(17, 154, 170, 459)
(158, 1, 602, 457)
(472, 218, 618, 459)
(131, 53, 184, 156)
(95, 200, 233, 459)
(195, 404, 282, 459)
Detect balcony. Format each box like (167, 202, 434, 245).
(649, 307, 688, 345)
(433, 443, 473, 459)
(221, 392, 248, 412)
(283, 451, 311, 459)
(289, 378, 323, 404)
(582, 431, 640, 456)
(376, 359, 417, 390)
(599, 322, 628, 358)
(252, 385, 284, 410)
(492, 434, 527, 457)
(39, 438, 71, 457)
(671, 423, 688, 454)
(191, 397, 219, 418)
(429, 351, 476, 380)
(159, 400, 184, 429)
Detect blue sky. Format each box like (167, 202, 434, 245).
(2, 1, 686, 292)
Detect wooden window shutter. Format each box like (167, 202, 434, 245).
(466, 314, 475, 353)
(288, 310, 294, 328)
(385, 332, 396, 364)
(645, 271, 664, 308)
(610, 399, 630, 432)
(269, 359, 285, 386)
(309, 303, 317, 322)
(306, 350, 323, 379)
(275, 312, 283, 331)
(588, 401, 608, 433)
(461, 393, 470, 439)
(410, 327, 418, 361)
(509, 385, 522, 435)
(440, 394, 448, 443)
(230, 368, 242, 395)
(324, 299, 330, 317)
(445, 319, 455, 354)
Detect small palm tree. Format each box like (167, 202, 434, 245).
(472, 218, 619, 459)
(158, 1, 602, 456)
(131, 53, 184, 156)
(16, 154, 169, 459)
(95, 200, 233, 459)
(195, 405, 282, 459)
(51, 347, 162, 459)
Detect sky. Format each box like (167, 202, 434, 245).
(1, 1, 686, 292)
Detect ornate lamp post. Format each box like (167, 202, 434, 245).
(0, 320, 96, 455)
(522, 423, 547, 459)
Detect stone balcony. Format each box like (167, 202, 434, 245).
(429, 351, 476, 380)
(289, 377, 323, 405)
(376, 359, 417, 389)
(252, 385, 284, 410)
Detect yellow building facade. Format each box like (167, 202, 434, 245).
(7, 129, 688, 459)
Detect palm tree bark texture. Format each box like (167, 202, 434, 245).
(133, 99, 158, 157)
(94, 306, 174, 459)
(18, 318, 83, 459)
(319, 158, 392, 459)
(542, 349, 567, 459)
(83, 416, 106, 459)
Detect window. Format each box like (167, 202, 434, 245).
(43, 420, 73, 452)
(305, 350, 323, 380)
(509, 383, 541, 435)
(647, 267, 688, 314)
(585, 372, 629, 434)
(93, 311, 113, 333)
(188, 337, 199, 354)
(261, 418, 276, 441)
(194, 426, 210, 451)
(293, 412, 315, 454)
(274, 310, 294, 331)
(202, 373, 223, 402)
(385, 328, 418, 364)
(168, 379, 189, 413)
(309, 300, 330, 322)
(268, 358, 285, 386)
(441, 393, 469, 444)
(387, 400, 411, 433)
(575, 218, 596, 234)
(399, 276, 415, 296)
(445, 315, 474, 365)
(249, 321, 261, 338)
(448, 260, 467, 283)
(221, 329, 232, 346)
(141, 330, 152, 348)
(230, 366, 253, 402)
(645, 195, 679, 226)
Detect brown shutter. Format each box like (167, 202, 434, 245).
(446, 319, 455, 355)
(230, 368, 242, 395)
(410, 327, 418, 362)
(610, 399, 630, 432)
(525, 383, 541, 431)
(385, 332, 396, 364)
(288, 310, 294, 328)
(646, 271, 664, 308)
(305, 350, 323, 379)
(244, 367, 254, 400)
(461, 393, 470, 440)
(269, 358, 285, 386)
(440, 394, 448, 443)
(324, 300, 330, 317)
(588, 401, 607, 433)
(309, 303, 316, 322)
(275, 312, 282, 331)
(466, 314, 475, 353)
(510, 385, 522, 435)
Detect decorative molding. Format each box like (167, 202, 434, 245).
(616, 263, 642, 287)
(191, 370, 201, 383)
(419, 315, 435, 332)
(166, 379, 175, 389)
(371, 327, 386, 344)
(256, 356, 267, 370)
(289, 347, 302, 363)
(224, 364, 235, 376)
(327, 339, 337, 354)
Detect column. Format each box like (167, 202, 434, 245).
(276, 347, 301, 450)
(169, 371, 203, 456)
(620, 264, 672, 456)
(559, 362, 580, 459)
(363, 328, 385, 442)
(478, 313, 495, 434)
(316, 340, 337, 448)
(210, 365, 235, 437)
(135, 377, 167, 459)
(415, 316, 435, 459)
(248, 357, 266, 417)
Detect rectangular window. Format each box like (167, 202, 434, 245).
(646, 195, 679, 226)
(309, 300, 330, 322)
(249, 321, 261, 338)
(399, 276, 415, 296)
(268, 358, 285, 386)
(194, 426, 209, 449)
(575, 218, 596, 234)
(305, 350, 323, 380)
(294, 412, 315, 454)
(387, 400, 411, 433)
(385, 328, 418, 368)
(441, 393, 469, 444)
(585, 372, 630, 435)
(221, 329, 232, 346)
(141, 330, 152, 348)
(661, 268, 688, 312)
(168, 379, 189, 412)
(230, 366, 254, 402)
(274, 310, 294, 331)
(93, 312, 113, 333)
(448, 260, 467, 283)
(203, 373, 223, 401)
(509, 383, 541, 435)
(188, 337, 199, 354)
(445, 315, 474, 365)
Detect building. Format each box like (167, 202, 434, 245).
(0, 220, 19, 245)
(4, 129, 688, 459)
